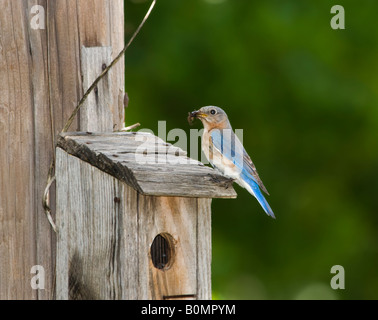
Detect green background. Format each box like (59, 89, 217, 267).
(124, 0, 378, 299)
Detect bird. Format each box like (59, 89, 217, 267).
(189, 106, 275, 218)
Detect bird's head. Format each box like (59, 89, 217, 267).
(189, 106, 231, 129)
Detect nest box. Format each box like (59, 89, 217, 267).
(55, 132, 236, 300)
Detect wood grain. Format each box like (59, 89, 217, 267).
(57, 132, 238, 199)
(56, 148, 132, 299)
(197, 199, 212, 300)
(137, 196, 198, 300)
(47, 0, 125, 132)
(56, 148, 213, 300)
(0, 1, 37, 299)
(80, 46, 114, 132)
(0, 0, 124, 299)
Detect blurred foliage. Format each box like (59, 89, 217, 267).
(124, 0, 378, 299)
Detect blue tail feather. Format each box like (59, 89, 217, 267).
(242, 174, 275, 219)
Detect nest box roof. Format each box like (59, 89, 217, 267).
(57, 132, 237, 199)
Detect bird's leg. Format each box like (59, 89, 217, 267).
(225, 178, 236, 189)
(208, 174, 222, 184)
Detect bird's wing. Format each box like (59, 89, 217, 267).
(210, 129, 270, 195)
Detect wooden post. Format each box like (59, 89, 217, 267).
(80, 46, 115, 132)
(0, 0, 124, 299)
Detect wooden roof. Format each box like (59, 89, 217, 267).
(57, 132, 237, 199)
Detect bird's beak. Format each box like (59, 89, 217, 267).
(188, 110, 208, 125)
(191, 111, 207, 119)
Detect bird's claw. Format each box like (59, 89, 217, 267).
(209, 174, 235, 189)
(225, 178, 235, 189)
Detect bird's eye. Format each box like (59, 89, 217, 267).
(210, 109, 216, 115)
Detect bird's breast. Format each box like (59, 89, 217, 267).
(202, 129, 240, 180)
(202, 130, 211, 161)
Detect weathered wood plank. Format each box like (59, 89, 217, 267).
(137, 196, 198, 300)
(48, 0, 125, 132)
(80, 46, 114, 132)
(55, 148, 70, 300)
(56, 148, 134, 300)
(197, 199, 212, 300)
(119, 186, 139, 300)
(60, 131, 177, 147)
(77, 1, 125, 130)
(28, 0, 57, 299)
(0, 0, 38, 300)
(57, 133, 237, 199)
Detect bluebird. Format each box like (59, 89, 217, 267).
(189, 106, 275, 218)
